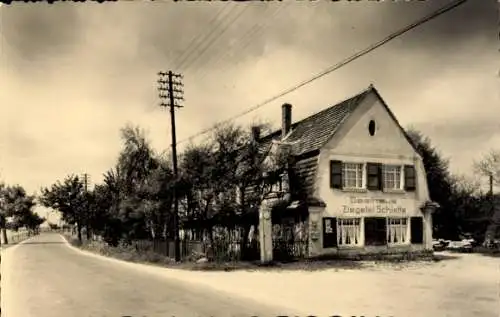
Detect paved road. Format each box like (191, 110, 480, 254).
(2, 233, 292, 317)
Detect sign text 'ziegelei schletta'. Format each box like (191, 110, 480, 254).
(342, 197, 407, 214)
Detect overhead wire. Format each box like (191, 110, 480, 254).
(194, 3, 282, 79)
(175, 0, 469, 146)
(175, 4, 241, 71)
(197, 3, 291, 81)
(205, 2, 316, 80)
(171, 4, 229, 70)
(181, 4, 252, 74)
(147, 5, 233, 111)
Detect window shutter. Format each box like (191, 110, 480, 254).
(367, 163, 382, 191)
(410, 217, 423, 244)
(404, 165, 416, 191)
(330, 160, 343, 189)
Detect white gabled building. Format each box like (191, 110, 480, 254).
(259, 85, 438, 258)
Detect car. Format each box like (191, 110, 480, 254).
(447, 240, 473, 253)
(483, 239, 500, 249)
(432, 239, 450, 251)
(432, 239, 447, 251)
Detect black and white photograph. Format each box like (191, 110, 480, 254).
(0, 0, 498, 316)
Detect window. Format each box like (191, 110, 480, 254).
(387, 218, 408, 244)
(338, 218, 361, 246)
(368, 120, 376, 136)
(404, 165, 416, 191)
(322, 217, 338, 248)
(383, 165, 402, 190)
(410, 217, 424, 244)
(342, 163, 364, 189)
(367, 163, 382, 190)
(365, 217, 387, 246)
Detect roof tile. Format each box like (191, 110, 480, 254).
(258, 85, 373, 156)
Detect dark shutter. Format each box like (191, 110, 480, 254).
(367, 163, 382, 191)
(410, 217, 424, 244)
(322, 217, 338, 248)
(404, 165, 416, 191)
(364, 217, 388, 246)
(330, 161, 343, 189)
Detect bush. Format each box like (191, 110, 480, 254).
(473, 246, 500, 257)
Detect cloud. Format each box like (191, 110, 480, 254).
(0, 0, 497, 193)
(1, 3, 82, 75)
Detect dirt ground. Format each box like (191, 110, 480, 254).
(156, 251, 499, 317)
(61, 235, 499, 317)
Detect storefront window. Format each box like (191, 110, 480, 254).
(387, 218, 407, 244)
(338, 218, 361, 246)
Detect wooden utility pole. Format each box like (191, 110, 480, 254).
(489, 173, 494, 196)
(158, 71, 184, 262)
(82, 173, 91, 241)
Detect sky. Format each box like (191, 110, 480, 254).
(0, 0, 498, 220)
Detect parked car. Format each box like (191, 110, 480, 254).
(447, 240, 473, 253)
(432, 239, 448, 251)
(483, 239, 500, 249)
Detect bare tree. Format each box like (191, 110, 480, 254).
(473, 149, 500, 189)
(474, 149, 500, 243)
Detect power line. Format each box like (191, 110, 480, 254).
(205, 2, 321, 80)
(144, 6, 234, 112)
(194, 3, 279, 78)
(171, 5, 229, 69)
(197, 3, 291, 81)
(176, 4, 241, 71)
(182, 4, 252, 73)
(176, 0, 469, 146)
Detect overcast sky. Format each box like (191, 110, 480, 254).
(0, 0, 498, 220)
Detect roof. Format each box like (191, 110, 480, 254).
(258, 85, 373, 157)
(256, 84, 419, 201)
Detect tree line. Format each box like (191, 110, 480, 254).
(38, 123, 298, 257)
(407, 129, 499, 243)
(0, 182, 45, 244)
(2, 121, 497, 250)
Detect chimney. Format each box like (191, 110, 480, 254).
(281, 103, 292, 139)
(251, 126, 261, 142)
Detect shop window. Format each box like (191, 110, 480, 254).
(322, 217, 338, 248)
(410, 217, 424, 244)
(364, 217, 387, 246)
(338, 218, 361, 246)
(387, 218, 408, 244)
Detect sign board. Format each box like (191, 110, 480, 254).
(341, 196, 408, 215)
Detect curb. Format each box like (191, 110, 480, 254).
(59, 234, 226, 287)
(59, 235, 304, 315)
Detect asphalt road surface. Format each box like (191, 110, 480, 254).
(2, 233, 293, 317)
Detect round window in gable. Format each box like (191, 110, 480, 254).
(368, 120, 376, 136)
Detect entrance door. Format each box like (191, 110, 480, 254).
(322, 217, 338, 248)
